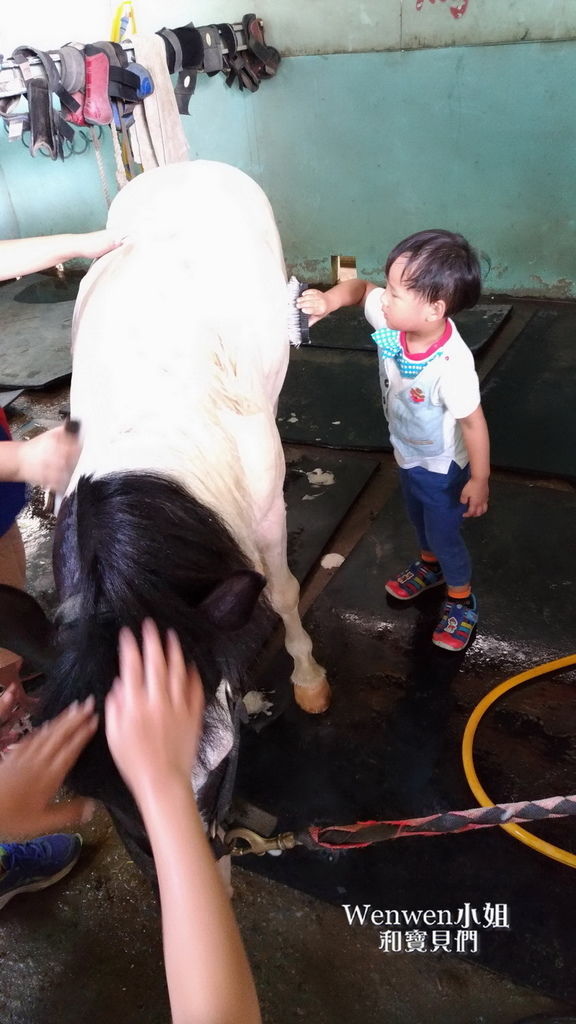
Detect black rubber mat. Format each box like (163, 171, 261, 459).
(0, 273, 80, 388)
(278, 347, 390, 450)
(237, 479, 576, 1003)
(310, 304, 511, 354)
(482, 307, 576, 481)
(0, 389, 24, 408)
(283, 451, 378, 582)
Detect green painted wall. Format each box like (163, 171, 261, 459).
(0, 34, 574, 295)
(179, 39, 576, 296)
(241, 42, 576, 296)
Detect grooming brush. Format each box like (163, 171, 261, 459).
(44, 417, 81, 514)
(287, 275, 310, 346)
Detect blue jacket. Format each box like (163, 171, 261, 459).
(0, 410, 26, 538)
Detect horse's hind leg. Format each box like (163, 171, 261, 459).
(257, 490, 331, 714)
(228, 411, 331, 713)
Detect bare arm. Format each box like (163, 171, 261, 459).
(141, 780, 260, 1024)
(0, 230, 122, 282)
(296, 278, 377, 325)
(0, 426, 80, 492)
(458, 405, 490, 517)
(0, 690, 97, 839)
(105, 622, 261, 1024)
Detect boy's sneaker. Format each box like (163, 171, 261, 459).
(0, 833, 82, 910)
(385, 559, 445, 600)
(432, 596, 478, 651)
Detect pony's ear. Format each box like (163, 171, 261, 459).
(0, 585, 56, 671)
(199, 571, 266, 632)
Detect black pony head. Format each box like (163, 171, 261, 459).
(0, 472, 268, 830)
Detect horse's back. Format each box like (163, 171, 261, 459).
(68, 161, 289, 559)
(74, 160, 289, 410)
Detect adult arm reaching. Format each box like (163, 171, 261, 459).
(0, 424, 81, 492)
(0, 230, 122, 282)
(105, 620, 261, 1024)
(0, 228, 123, 491)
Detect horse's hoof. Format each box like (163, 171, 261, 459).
(294, 678, 331, 714)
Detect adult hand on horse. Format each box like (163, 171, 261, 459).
(9, 424, 81, 492)
(0, 693, 98, 840)
(105, 620, 205, 800)
(74, 229, 124, 261)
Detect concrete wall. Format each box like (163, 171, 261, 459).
(0, 3, 575, 295)
(2, 0, 575, 55)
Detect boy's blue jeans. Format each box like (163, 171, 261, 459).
(398, 461, 472, 588)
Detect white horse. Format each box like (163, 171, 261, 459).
(68, 159, 330, 715)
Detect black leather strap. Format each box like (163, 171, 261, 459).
(12, 46, 77, 158)
(242, 13, 281, 78)
(110, 42, 129, 68)
(157, 28, 183, 73)
(12, 45, 79, 112)
(198, 25, 224, 76)
(173, 24, 204, 69)
(108, 65, 141, 101)
(172, 24, 204, 114)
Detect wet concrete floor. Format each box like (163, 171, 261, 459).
(1, 298, 576, 1023)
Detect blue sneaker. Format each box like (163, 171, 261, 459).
(0, 834, 82, 909)
(432, 596, 478, 651)
(385, 559, 445, 600)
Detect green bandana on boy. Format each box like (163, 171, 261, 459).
(372, 327, 444, 380)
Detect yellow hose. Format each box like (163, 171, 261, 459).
(462, 654, 576, 868)
(110, 2, 137, 43)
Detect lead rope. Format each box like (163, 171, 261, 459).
(89, 125, 112, 208)
(108, 122, 129, 189)
(225, 792, 576, 856)
(304, 794, 576, 851)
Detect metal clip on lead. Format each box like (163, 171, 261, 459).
(224, 827, 299, 856)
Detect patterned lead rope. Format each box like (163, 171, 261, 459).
(225, 794, 576, 856)
(302, 794, 576, 850)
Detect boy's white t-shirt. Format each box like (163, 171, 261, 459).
(364, 287, 481, 474)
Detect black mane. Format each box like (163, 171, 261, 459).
(40, 472, 270, 828)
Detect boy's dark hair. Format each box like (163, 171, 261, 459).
(385, 229, 481, 317)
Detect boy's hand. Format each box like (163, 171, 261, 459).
(460, 477, 489, 518)
(16, 425, 81, 492)
(296, 288, 330, 326)
(76, 229, 123, 260)
(0, 696, 98, 839)
(105, 620, 205, 799)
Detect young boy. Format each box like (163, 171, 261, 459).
(297, 229, 489, 651)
